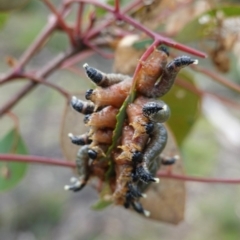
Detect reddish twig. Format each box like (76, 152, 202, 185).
(75, 2, 84, 38)
(84, 42, 114, 59)
(0, 154, 75, 168)
(193, 65, 240, 94)
(1, 154, 240, 185)
(67, 0, 206, 58)
(157, 171, 240, 184)
(176, 78, 240, 109)
(0, 49, 78, 116)
(60, 49, 94, 68)
(41, 0, 76, 46)
(0, 74, 71, 100)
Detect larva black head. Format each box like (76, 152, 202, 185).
(88, 149, 98, 159)
(142, 102, 163, 118)
(145, 122, 154, 135)
(85, 89, 93, 100)
(159, 46, 169, 56)
(143, 101, 170, 123)
(83, 114, 91, 124)
(83, 63, 103, 85)
(132, 151, 143, 164)
(173, 56, 197, 68)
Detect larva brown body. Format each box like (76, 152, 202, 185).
(113, 126, 135, 205)
(84, 106, 118, 129)
(90, 129, 113, 144)
(127, 97, 151, 139)
(86, 77, 132, 108)
(135, 48, 168, 97)
(66, 48, 198, 216)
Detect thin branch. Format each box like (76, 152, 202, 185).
(70, 0, 207, 57)
(0, 49, 78, 116)
(1, 154, 240, 185)
(118, 14, 207, 58)
(41, 0, 76, 46)
(193, 65, 240, 94)
(0, 154, 75, 168)
(176, 78, 240, 109)
(0, 74, 71, 100)
(114, 0, 120, 13)
(157, 171, 240, 184)
(60, 49, 94, 68)
(84, 41, 114, 59)
(75, 2, 84, 38)
(65, 0, 114, 12)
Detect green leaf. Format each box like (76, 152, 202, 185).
(91, 199, 112, 210)
(176, 5, 240, 43)
(91, 183, 112, 210)
(0, 12, 8, 29)
(0, 129, 28, 191)
(161, 70, 201, 145)
(132, 39, 153, 50)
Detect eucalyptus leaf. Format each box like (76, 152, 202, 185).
(161, 70, 201, 145)
(0, 129, 28, 191)
(91, 199, 112, 210)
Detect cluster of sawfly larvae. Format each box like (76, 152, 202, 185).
(65, 47, 198, 216)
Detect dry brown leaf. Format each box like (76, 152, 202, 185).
(113, 35, 144, 75)
(140, 126, 186, 224)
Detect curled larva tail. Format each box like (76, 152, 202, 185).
(151, 56, 198, 97)
(65, 145, 90, 192)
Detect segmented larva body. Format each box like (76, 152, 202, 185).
(127, 96, 154, 139)
(135, 47, 169, 97)
(90, 129, 113, 144)
(150, 56, 198, 98)
(134, 123, 168, 183)
(113, 126, 135, 205)
(86, 77, 132, 108)
(84, 106, 118, 129)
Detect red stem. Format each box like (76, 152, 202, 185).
(1, 154, 240, 184)
(176, 78, 240, 109)
(75, 2, 84, 38)
(67, 0, 206, 58)
(157, 171, 240, 184)
(42, 0, 76, 46)
(0, 154, 75, 168)
(193, 65, 240, 94)
(0, 74, 71, 100)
